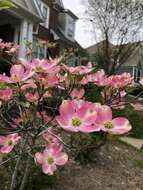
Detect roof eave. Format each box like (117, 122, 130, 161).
(11, 1, 43, 23)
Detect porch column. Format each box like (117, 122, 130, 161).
(27, 23, 33, 43)
(19, 19, 28, 58)
(14, 25, 19, 45)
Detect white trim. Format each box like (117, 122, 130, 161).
(19, 20, 33, 58)
(19, 20, 28, 58)
(65, 14, 75, 42)
(51, 29, 60, 40)
(32, 0, 43, 18)
(33, 0, 50, 28)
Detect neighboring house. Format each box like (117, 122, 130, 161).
(86, 41, 143, 81)
(0, 0, 79, 60)
(48, 0, 79, 57)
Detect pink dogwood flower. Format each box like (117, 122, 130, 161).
(56, 100, 100, 133)
(6, 45, 20, 54)
(21, 79, 37, 90)
(4, 42, 13, 49)
(106, 73, 132, 89)
(0, 39, 5, 49)
(25, 49, 32, 56)
(89, 70, 107, 85)
(62, 62, 93, 75)
(20, 58, 60, 74)
(0, 65, 34, 83)
(25, 92, 40, 103)
(11, 117, 22, 128)
(35, 148, 68, 175)
(70, 88, 85, 99)
(0, 89, 13, 101)
(95, 105, 132, 134)
(42, 128, 63, 151)
(0, 133, 21, 153)
(37, 73, 59, 88)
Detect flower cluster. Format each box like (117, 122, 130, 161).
(35, 128, 68, 175)
(0, 38, 19, 54)
(56, 100, 131, 134)
(0, 42, 132, 183)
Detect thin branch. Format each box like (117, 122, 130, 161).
(19, 155, 32, 190)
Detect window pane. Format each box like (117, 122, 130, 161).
(43, 6, 48, 19)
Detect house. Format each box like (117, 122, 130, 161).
(0, 0, 43, 59)
(0, 0, 79, 60)
(86, 40, 143, 81)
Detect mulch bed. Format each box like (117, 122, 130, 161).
(47, 141, 143, 190)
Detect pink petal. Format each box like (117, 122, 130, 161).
(0, 145, 13, 154)
(77, 105, 97, 124)
(112, 117, 129, 126)
(79, 124, 101, 133)
(10, 65, 24, 78)
(59, 100, 75, 118)
(0, 136, 6, 144)
(96, 105, 112, 124)
(55, 152, 68, 165)
(0, 75, 11, 83)
(42, 162, 57, 175)
(35, 152, 43, 165)
(56, 115, 70, 127)
(111, 117, 132, 134)
(19, 58, 31, 69)
(59, 124, 80, 132)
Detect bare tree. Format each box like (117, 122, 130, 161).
(86, 0, 143, 74)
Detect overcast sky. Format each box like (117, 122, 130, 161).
(62, 0, 96, 48)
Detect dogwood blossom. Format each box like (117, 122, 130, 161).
(0, 65, 34, 83)
(35, 148, 68, 175)
(0, 133, 21, 153)
(95, 105, 132, 134)
(0, 89, 13, 101)
(56, 100, 100, 133)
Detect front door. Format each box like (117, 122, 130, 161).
(0, 24, 14, 42)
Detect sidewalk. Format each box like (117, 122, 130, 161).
(120, 136, 143, 150)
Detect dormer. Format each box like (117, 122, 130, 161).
(33, 0, 50, 28)
(58, 9, 78, 41)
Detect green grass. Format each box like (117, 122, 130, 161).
(113, 106, 143, 139)
(134, 159, 143, 169)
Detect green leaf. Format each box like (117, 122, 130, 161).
(0, 0, 15, 10)
(67, 72, 73, 83)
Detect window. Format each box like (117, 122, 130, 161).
(32, 36, 47, 59)
(35, 0, 49, 28)
(36, 0, 41, 8)
(133, 66, 140, 82)
(67, 17, 74, 38)
(41, 4, 49, 28)
(43, 6, 48, 19)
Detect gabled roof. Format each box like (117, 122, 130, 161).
(55, 0, 64, 8)
(63, 9, 78, 20)
(11, 0, 43, 23)
(86, 40, 114, 54)
(54, 28, 78, 47)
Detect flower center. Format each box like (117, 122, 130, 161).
(36, 65, 44, 72)
(72, 117, 81, 127)
(12, 74, 20, 82)
(47, 157, 54, 165)
(8, 140, 13, 146)
(104, 121, 113, 129)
